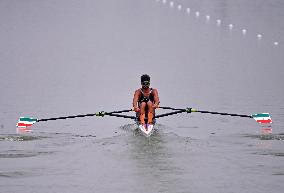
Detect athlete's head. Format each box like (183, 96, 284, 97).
(141, 74, 150, 88)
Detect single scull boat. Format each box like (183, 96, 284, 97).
(16, 107, 272, 137)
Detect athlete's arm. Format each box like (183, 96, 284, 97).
(133, 90, 140, 112)
(152, 89, 160, 108)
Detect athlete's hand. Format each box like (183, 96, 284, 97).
(133, 107, 140, 112)
(153, 104, 159, 109)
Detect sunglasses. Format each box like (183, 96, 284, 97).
(141, 81, 150, 86)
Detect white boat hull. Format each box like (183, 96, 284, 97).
(138, 124, 154, 137)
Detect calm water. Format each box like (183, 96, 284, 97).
(0, 0, 283, 192)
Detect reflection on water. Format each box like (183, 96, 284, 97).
(241, 128, 284, 158)
(16, 127, 33, 134)
(0, 0, 284, 192)
(261, 127, 273, 135)
(92, 125, 193, 192)
(126, 126, 193, 192)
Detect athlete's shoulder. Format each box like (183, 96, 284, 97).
(135, 88, 142, 91)
(135, 89, 142, 94)
(151, 88, 158, 91)
(151, 88, 158, 93)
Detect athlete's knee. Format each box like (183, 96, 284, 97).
(147, 101, 153, 107)
(140, 102, 146, 108)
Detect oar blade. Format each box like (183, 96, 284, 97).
(252, 113, 272, 124)
(16, 117, 37, 128)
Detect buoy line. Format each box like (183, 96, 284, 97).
(155, 0, 280, 47)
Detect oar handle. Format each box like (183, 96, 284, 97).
(108, 109, 133, 114)
(159, 107, 197, 113)
(155, 110, 185, 119)
(159, 106, 184, 111)
(105, 112, 136, 119)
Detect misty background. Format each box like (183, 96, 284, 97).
(0, 0, 283, 192)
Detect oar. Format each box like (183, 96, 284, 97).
(16, 109, 135, 128)
(158, 107, 272, 124)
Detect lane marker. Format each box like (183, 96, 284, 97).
(154, 0, 280, 47)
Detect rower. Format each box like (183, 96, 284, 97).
(133, 74, 160, 125)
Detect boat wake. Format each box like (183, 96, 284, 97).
(119, 123, 168, 137)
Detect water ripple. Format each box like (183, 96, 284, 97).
(252, 151, 284, 157)
(0, 171, 27, 178)
(243, 133, 284, 141)
(0, 134, 48, 142)
(0, 150, 53, 158)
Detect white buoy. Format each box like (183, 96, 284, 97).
(186, 8, 190, 14)
(195, 11, 200, 17)
(229, 24, 233, 29)
(162, 0, 167, 4)
(216, 19, 221, 26)
(170, 1, 174, 7)
(274, 41, 279, 46)
(242, 29, 247, 35)
(257, 34, 262, 39)
(178, 5, 182, 10)
(206, 15, 210, 21)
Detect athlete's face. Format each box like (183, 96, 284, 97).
(141, 81, 150, 89)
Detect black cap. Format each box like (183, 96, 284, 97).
(141, 74, 150, 82)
